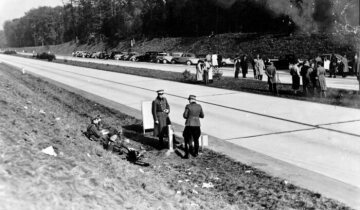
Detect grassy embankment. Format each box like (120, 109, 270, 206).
(18, 32, 357, 58)
(0, 62, 353, 209)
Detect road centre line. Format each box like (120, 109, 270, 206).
(223, 128, 319, 140)
(4, 59, 360, 138)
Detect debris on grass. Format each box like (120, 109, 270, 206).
(202, 182, 214, 189)
(39, 109, 46, 115)
(41, 146, 57, 156)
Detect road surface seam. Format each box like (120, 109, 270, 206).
(316, 119, 360, 126)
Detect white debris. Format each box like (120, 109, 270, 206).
(185, 179, 190, 182)
(55, 117, 61, 121)
(213, 177, 220, 181)
(245, 170, 253, 174)
(178, 180, 183, 183)
(87, 153, 91, 157)
(139, 169, 144, 173)
(22, 68, 26, 74)
(176, 191, 181, 194)
(24, 106, 28, 110)
(191, 189, 198, 194)
(39, 109, 46, 115)
(194, 184, 198, 188)
(282, 180, 289, 185)
(202, 182, 214, 189)
(41, 146, 57, 157)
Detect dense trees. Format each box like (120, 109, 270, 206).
(2, 0, 358, 47)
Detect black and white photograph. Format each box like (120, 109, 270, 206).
(0, 0, 359, 209)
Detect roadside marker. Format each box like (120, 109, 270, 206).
(201, 135, 208, 150)
(22, 68, 26, 74)
(168, 125, 174, 152)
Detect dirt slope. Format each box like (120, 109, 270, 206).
(17, 32, 358, 59)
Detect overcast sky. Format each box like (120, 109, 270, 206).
(0, 0, 62, 30)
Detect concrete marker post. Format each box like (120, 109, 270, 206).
(168, 125, 174, 152)
(201, 135, 208, 151)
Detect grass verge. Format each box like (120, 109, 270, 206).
(0, 62, 353, 209)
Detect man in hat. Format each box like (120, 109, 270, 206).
(152, 89, 171, 148)
(86, 115, 115, 149)
(182, 95, 204, 159)
(265, 62, 279, 95)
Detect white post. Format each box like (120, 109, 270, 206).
(168, 125, 174, 152)
(22, 68, 26, 74)
(201, 135, 208, 151)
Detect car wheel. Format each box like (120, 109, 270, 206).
(163, 60, 167, 64)
(171, 60, 176, 64)
(186, 61, 191, 65)
(222, 62, 226, 67)
(157, 59, 161, 63)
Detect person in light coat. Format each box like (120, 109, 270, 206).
(254, 54, 265, 81)
(196, 60, 204, 83)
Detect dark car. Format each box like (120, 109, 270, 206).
(3, 50, 17, 55)
(134, 51, 162, 62)
(273, 54, 297, 70)
(109, 51, 122, 59)
(91, 51, 109, 59)
(36, 52, 56, 61)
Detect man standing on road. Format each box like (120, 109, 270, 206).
(152, 90, 171, 149)
(330, 54, 337, 78)
(300, 60, 311, 96)
(265, 62, 279, 95)
(241, 55, 248, 78)
(234, 55, 241, 79)
(183, 95, 204, 159)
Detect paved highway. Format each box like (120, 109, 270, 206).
(1, 54, 360, 209)
(20, 52, 359, 91)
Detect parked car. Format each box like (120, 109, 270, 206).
(91, 51, 109, 59)
(109, 51, 122, 59)
(166, 52, 184, 64)
(3, 50, 17, 55)
(172, 53, 198, 65)
(221, 57, 235, 66)
(155, 52, 170, 63)
(74, 51, 86, 57)
(125, 52, 139, 61)
(272, 54, 298, 70)
(134, 51, 162, 62)
(36, 52, 56, 61)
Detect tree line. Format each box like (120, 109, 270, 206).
(2, 0, 357, 47)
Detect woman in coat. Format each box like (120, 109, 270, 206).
(341, 55, 349, 78)
(317, 62, 327, 98)
(196, 60, 204, 83)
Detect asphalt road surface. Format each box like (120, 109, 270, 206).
(1, 54, 360, 209)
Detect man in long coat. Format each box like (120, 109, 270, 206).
(265, 62, 279, 95)
(182, 95, 204, 159)
(152, 89, 170, 148)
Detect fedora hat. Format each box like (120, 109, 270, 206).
(188, 95, 196, 100)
